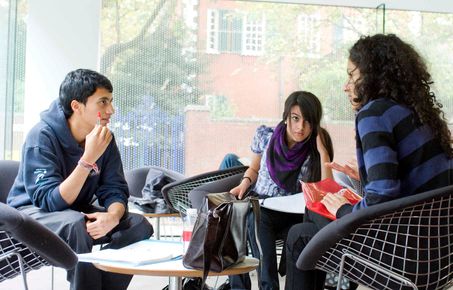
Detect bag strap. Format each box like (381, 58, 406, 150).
(200, 207, 224, 288)
(250, 197, 263, 287)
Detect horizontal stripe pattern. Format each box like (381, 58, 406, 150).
(352, 98, 452, 212)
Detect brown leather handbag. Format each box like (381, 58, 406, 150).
(182, 192, 261, 287)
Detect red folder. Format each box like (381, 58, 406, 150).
(301, 178, 362, 220)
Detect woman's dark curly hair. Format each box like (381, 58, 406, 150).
(349, 34, 452, 157)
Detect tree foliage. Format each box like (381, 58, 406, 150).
(100, 0, 204, 115)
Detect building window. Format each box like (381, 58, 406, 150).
(206, 9, 264, 55)
(297, 13, 321, 58)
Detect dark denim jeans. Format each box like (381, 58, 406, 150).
(230, 208, 304, 290)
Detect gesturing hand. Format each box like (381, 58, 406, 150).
(326, 159, 359, 181)
(82, 125, 113, 164)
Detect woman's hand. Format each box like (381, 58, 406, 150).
(230, 181, 250, 199)
(321, 192, 350, 216)
(230, 153, 261, 199)
(326, 159, 359, 181)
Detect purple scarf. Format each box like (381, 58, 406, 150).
(266, 121, 310, 192)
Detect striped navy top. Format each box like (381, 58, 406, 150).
(338, 98, 452, 217)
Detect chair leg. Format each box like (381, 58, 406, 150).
(51, 266, 55, 290)
(338, 252, 418, 290)
(9, 252, 29, 290)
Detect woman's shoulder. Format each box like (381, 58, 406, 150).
(255, 125, 274, 138)
(251, 125, 274, 153)
(361, 98, 409, 112)
(358, 98, 411, 121)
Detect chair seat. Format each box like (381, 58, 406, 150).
(297, 185, 453, 290)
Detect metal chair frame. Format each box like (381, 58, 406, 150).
(161, 166, 248, 216)
(0, 231, 49, 290)
(297, 184, 453, 290)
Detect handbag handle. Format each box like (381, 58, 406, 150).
(250, 197, 263, 287)
(200, 205, 227, 287)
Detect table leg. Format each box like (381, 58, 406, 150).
(168, 276, 182, 290)
(156, 217, 161, 240)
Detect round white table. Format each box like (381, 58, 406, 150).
(94, 256, 259, 290)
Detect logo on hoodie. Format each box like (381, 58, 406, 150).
(34, 168, 47, 184)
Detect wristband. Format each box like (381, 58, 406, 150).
(241, 176, 252, 184)
(78, 159, 100, 175)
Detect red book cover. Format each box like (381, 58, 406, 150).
(301, 178, 362, 220)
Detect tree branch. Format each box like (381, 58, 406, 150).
(100, 0, 168, 74)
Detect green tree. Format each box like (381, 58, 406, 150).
(101, 0, 204, 115)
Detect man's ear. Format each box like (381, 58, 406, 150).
(70, 100, 81, 114)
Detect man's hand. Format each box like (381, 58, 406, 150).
(321, 192, 350, 216)
(84, 212, 120, 240)
(82, 125, 113, 164)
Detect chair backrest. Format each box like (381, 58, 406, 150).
(161, 166, 248, 216)
(124, 166, 185, 198)
(297, 184, 453, 290)
(0, 203, 78, 282)
(0, 160, 20, 203)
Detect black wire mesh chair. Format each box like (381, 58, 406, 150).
(161, 166, 248, 216)
(0, 203, 78, 290)
(125, 166, 185, 199)
(297, 184, 453, 290)
(0, 160, 78, 290)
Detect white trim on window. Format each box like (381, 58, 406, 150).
(206, 9, 219, 54)
(206, 9, 265, 56)
(297, 13, 321, 58)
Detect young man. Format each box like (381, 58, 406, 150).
(7, 69, 153, 290)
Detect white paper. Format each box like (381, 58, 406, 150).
(260, 193, 305, 214)
(77, 240, 183, 266)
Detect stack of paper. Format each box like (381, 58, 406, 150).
(77, 240, 182, 266)
(260, 193, 305, 214)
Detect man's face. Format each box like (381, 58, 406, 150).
(80, 87, 114, 127)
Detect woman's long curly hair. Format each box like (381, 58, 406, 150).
(349, 34, 452, 157)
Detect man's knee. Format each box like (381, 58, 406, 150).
(60, 211, 93, 252)
(126, 212, 154, 239)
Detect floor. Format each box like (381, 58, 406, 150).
(0, 215, 378, 290)
(0, 266, 372, 290)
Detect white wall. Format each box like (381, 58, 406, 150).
(24, 0, 101, 133)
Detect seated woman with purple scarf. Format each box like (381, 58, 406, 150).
(228, 91, 334, 290)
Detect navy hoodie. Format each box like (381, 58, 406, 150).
(7, 100, 129, 211)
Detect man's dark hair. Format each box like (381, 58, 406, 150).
(59, 69, 113, 118)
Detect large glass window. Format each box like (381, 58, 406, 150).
(0, 0, 27, 160)
(98, 0, 453, 176)
(1, 1, 452, 174)
(0, 1, 9, 159)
